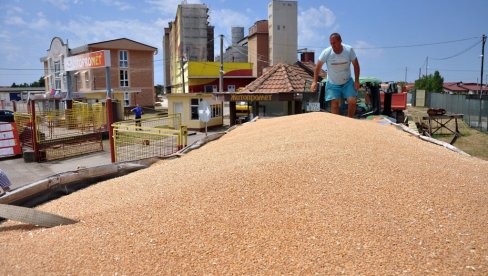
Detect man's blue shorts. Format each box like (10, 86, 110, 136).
(325, 78, 358, 101)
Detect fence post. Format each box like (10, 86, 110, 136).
(30, 100, 39, 162)
(177, 125, 188, 150)
(107, 98, 115, 163)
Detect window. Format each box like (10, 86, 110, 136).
(119, 50, 128, 68)
(227, 85, 236, 92)
(54, 61, 60, 77)
(190, 99, 222, 120)
(120, 70, 129, 87)
(54, 61, 61, 90)
(84, 71, 89, 89)
(124, 92, 130, 107)
(190, 98, 200, 120)
(204, 85, 213, 92)
(211, 104, 222, 118)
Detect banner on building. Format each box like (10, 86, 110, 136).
(64, 50, 111, 71)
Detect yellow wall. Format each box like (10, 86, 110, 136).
(167, 93, 223, 130)
(188, 62, 252, 77)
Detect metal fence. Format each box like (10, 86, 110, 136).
(14, 100, 106, 162)
(112, 114, 188, 162)
(425, 92, 488, 132)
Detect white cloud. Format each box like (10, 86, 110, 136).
(58, 18, 163, 51)
(100, 0, 133, 11)
(0, 29, 22, 64)
(5, 16, 27, 26)
(3, 12, 50, 30)
(353, 40, 384, 59)
(298, 5, 338, 51)
(301, 5, 336, 29)
(5, 5, 24, 16)
(44, 0, 70, 11)
(31, 12, 50, 30)
(209, 8, 251, 36)
(44, 0, 132, 11)
(145, 0, 202, 15)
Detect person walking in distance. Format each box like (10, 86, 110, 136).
(311, 33, 360, 118)
(131, 104, 143, 129)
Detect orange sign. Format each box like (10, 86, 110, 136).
(64, 50, 111, 71)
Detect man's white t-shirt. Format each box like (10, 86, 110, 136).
(318, 44, 357, 85)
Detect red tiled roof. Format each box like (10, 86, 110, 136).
(443, 82, 468, 92)
(443, 82, 488, 92)
(241, 62, 324, 93)
(461, 84, 488, 92)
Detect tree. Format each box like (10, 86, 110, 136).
(414, 70, 444, 92)
(431, 71, 444, 92)
(10, 77, 45, 88)
(30, 76, 45, 87)
(154, 84, 163, 96)
(39, 76, 45, 87)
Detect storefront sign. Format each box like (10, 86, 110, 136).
(64, 50, 111, 71)
(230, 94, 273, 102)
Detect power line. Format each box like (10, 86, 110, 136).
(1, 36, 483, 74)
(430, 39, 482, 60)
(0, 68, 44, 71)
(354, 36, 480, 50)
(429, 68, 480, 72)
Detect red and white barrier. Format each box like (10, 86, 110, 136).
(0, 122, 22, 158)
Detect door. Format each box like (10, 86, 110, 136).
(174, 102, 184, 128)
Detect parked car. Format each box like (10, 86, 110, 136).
(0, 110, 14, 122)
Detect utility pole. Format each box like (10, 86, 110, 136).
(405, 67, 407, 83)
(480, 34, 486, 96)
(181, 57, 186, 93)
(478, 34, 486, 130)
(418, 67, 421, 80)
(219, 34, 224, 92)
(425, 56, 429, 76)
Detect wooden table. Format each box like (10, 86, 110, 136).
(422, 113, 464, 144)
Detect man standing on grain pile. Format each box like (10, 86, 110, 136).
(311, 33, 360, 118)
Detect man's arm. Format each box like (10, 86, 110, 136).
(352, 58, 360, 90)
(311, 60, 325, 92)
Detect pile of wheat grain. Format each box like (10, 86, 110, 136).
(1, 112, 487, 275)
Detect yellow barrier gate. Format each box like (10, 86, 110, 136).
(14, 100, 106, 162)
(112, 114, 187, 162)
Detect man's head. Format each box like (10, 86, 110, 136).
(329, 33, 343, 54)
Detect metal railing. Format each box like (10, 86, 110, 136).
(14, 101, 105, 162)
(112, 114, 188, 162)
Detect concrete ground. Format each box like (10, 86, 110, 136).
(1, 127, 229, 190)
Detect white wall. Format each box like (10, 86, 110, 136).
(268, 0, 297, 65)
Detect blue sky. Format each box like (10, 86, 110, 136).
(1, 0, 487, 87)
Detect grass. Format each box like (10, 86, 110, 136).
(406, 106, 488, 161)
